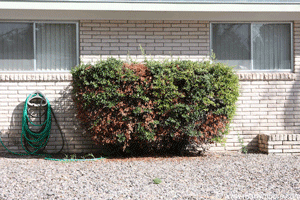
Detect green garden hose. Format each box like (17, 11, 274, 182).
(0, 91, 105, 162)
(0, 91, 64, 156)
(44, 157, 104, 162)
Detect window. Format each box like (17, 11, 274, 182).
(0, 22, 78, 71)
(211, 23, 292, 71)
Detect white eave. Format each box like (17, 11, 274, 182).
(0, 1, 300, 20)
(1, 1, 300, 12)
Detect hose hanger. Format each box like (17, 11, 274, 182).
(26, 91, 50, 132)
(27, 91, 48, 107)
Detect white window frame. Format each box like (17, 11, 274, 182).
(0, 20, 79, 72)
(210, 22, 293, 72)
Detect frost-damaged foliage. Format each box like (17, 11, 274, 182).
(71, 58, 239, 154)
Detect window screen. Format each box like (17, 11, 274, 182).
(212, 23, 291, 71)
(0, 22, 77, 71)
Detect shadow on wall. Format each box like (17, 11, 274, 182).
(285, 78, 299, 140)
(54, 84, 98, 154)
(1, 100, 67, 155)
(243, 77, 298, 153)
(1, 85, 99, 156)
(2, 102, 24, 153)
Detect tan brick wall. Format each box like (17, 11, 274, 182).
(228, 80, 295, 152)
(79, 20, 300, 153)
(225, 21, 300, 152)
(79, 20, 210, 63)
(0, 20, 299, 154)
(0, 75, 97, 154)
(259, 134, 300, 155)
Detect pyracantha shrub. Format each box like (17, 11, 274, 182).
(71, 58, 239, 153)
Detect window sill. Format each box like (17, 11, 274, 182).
(237, 72, 295, 81)
(0, 72, 295, 82)
(0, 73, 72, 82)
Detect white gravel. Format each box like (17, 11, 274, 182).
(0, 152, 300, 200)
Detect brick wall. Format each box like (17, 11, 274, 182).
(227, 78, 296, 151)
(0, 75, 97, 154)
(79, 20, 210, 63)
(259, 134, 300, 155)
(223, 21, 300, 152)
(79, 20, 300, 153)
(0, 20, 299, 154)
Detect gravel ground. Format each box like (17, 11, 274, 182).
(0, 152, 300, 200)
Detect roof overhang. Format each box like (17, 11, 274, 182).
(0, 1, 300, 20)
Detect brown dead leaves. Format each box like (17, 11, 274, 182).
(73, 63, 228, 152)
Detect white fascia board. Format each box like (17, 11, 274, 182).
(0, 2, 300, 12)
(0, 10, 300, 21)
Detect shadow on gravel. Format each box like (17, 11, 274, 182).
(0, 149, 259, 161)
(0, 148, 208, 160)
(0, 153, 48, 159)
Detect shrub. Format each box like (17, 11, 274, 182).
(71, 58, 239, 154)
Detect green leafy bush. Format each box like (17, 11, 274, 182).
(71, 58, 239, 154)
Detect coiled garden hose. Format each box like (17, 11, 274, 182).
(0, 91, 64, 156)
